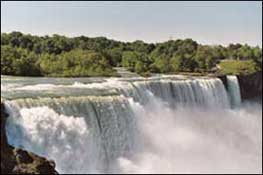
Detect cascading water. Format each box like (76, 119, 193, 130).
(1, 75, 262, 174)
(129, 78, 230, 108)
(226, 75, 242, 108)
(5, 96, 139, 173)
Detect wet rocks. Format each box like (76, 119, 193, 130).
(217, 71, 262, 101)
(237, 71, 262, 101)
(1, 102, 58, 174)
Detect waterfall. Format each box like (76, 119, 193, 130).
(5, 96, 139, 173)
(2, 76, 261, 173)
(129, 78, 230, 108)
(226, 75, 242, 108)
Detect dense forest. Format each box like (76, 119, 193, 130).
(1, 31, 262, 77)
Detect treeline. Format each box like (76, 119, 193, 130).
(1, 31, 262, 77)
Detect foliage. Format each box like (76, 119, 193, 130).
(39, 50, 117, 77)
(1, 31, 262, 77)
(1, 46, 41, 76)
(218, 60, 259, 75)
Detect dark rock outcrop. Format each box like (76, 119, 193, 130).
(217, 71, 262, 101)
(237, 71, 262, 101)
(217, 75, 228, 91)
(1, 102, 58, 174)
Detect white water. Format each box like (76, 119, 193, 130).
(5, 96, 138, 173)
(120, 99, 262, 174)
(3, 76, 262, 174)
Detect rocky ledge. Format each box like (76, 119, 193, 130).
(1, 103, 58, 174)
(237, 71, 262, 101)
(218, 71, 262, 101)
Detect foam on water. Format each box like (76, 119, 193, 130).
(5, 96, 138, 174)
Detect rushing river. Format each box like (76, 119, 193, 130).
(1, 75, 262, 174)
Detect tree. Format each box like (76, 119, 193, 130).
(122, 51, 138, 71)
(1, 46, 41, 76)
(104, 48, 123, 67)
(1, 31, 262, 77)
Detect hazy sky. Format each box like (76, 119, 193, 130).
(1, 1, 262, 46)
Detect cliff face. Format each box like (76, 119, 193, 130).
(217, 75, 228, 90)
(237, 71, 262, 101)
(217, 71, 262, 101)
(1, 103, 58, 174)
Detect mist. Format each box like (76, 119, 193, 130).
(118, 99, 262, 174)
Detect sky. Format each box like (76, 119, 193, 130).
(1, 1, 262, 46)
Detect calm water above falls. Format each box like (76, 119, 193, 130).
(1, 75, 262, 174)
